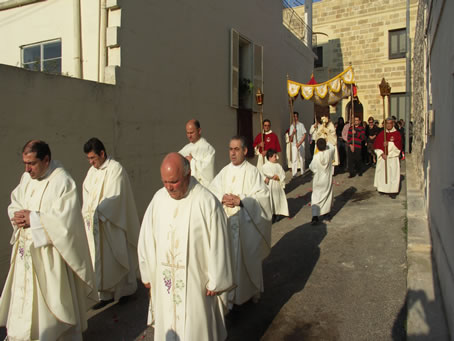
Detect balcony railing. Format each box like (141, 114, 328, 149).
(282, 0, 316, 47)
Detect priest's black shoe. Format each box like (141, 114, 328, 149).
(118, 295, 133, 305)
(92, 298, 114, 310)
(311, 216, 319, 225)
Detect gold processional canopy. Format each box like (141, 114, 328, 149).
(287, 66, 356, 106)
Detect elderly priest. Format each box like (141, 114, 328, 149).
(139, 153, 234, 340)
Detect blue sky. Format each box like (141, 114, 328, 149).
(286, 0, 322, 7)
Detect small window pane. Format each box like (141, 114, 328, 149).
(44, 41, 61, 59)
(23, 62, 40, 71)
(390, 35, 398, 54)
(399, 33, 406, 53)
(43, 59, 61, 74)
(23, 46, 40, 64)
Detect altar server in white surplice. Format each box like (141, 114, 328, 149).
(139, 153, 234, 341)
(0, 140, 97, 341)
(210, 136, 272, 307)
(262, 149, 289, 219)
(309, 138, 335, 225)
(178, 119, 215, 187)
(82, 138, 140, 309)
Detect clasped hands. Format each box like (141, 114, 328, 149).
(222, 194, 241, 208)
(265, 175, 279, 184)
(11, 210, 31, 229)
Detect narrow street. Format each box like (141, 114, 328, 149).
(80, 162, 407, 341)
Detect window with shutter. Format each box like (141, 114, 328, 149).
(389, 29, 406, 59)
(230, 29, 239, 108)
(390, 92, 407, 120)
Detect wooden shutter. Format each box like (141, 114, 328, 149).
(230, 29, 239, 108)
(252, 43, 263, 113)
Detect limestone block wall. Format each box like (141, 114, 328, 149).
(411, 0, 426, 190)
(295, 0, 418, 122)
(412, 0, 454, 335)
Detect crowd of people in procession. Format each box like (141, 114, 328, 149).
(0, 112, 410, 340)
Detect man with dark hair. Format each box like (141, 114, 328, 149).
(289, 111, 307, 177)
(0, 140, 97, 340)
(253, 119, 281, 171)
(82, 137, 141, 309)
(139, 153, 234, 340)
(347, 116, 366, 177)
(210, 136, 272, 307)
(179, 119, 216, 187)
(309, 138, 335, 224)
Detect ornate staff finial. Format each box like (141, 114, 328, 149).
(379, 78, 391, 97)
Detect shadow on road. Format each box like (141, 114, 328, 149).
(83, 284, 149, 341)
(393, 286, 449, 340)
(226, 222, 327, 340)
(286, 192, 312, 218)
(285, 173, 312, 194)
(329, 186, 357, 221)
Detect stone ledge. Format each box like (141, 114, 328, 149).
(405, 155, 450, 340)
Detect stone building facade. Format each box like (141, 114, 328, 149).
(412, 0, 454, 335)
(295, 0, 418, 123)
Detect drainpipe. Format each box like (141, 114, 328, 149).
(305, 0, 313, 50)
(73, 0, 83, 78)
(0, 0, 44, 11)
(98, 0, 107, 82)
(405, 0, 411, 153)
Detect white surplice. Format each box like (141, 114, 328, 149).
(285, 132, 300, 170)
(262, 161, 289, 217)
(138, 177, 234, 341)
(0, 161, 97, 341)
(309, 144, 335, 216)
(210, 160, 272, 305)
(179, 137, 215, 187)
(289, 121, 307, 176)
(374, 139, 401, 193)
(82, 158, 140, 301)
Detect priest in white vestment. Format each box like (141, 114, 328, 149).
(310, 116, 339, 166)
(178, 119, 216, 187)
(82, 138, 140, 309)
(289, 112, 307, 177)
(210, 136, 272, 306)
(262, 149, 289, 219)
(373, 118, 402, 198)
(0, 140, 97, 341)
(139, 153, 234, 341)
(309, 138, 335, 224)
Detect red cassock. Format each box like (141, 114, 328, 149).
(253, 132, 281, 154)
(373, 129, 402, 152)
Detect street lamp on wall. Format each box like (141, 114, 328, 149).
(255, 88, 264, 106)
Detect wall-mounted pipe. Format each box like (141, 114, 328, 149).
(0, 0, 44, 11)
(73, 0, 83, 78)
